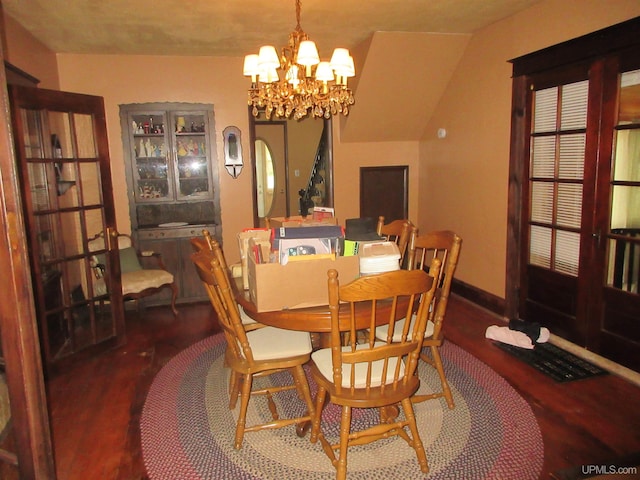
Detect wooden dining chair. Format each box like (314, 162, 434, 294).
(374, 227, 462, 408)
(191, 249, 315, 450)
(309, 261, 441, 480)
(376, 216, 413, 265)
(190, 230, 262, 331)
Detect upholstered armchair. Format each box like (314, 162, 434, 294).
(88, 233, 178, 316)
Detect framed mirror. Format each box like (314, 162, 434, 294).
(255, 138, 275, 218)
(249, 112, 333, 227)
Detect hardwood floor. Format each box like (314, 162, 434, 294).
(12, 296, 640, 479)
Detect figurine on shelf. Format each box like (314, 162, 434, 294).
(139, 138, 146, 157)
(187, 138, 198, 155)
(145, 139, 153, 159)
(176, 116, 186, 133)
(177, 140, 188, 157)
(132, 120, 138, 134)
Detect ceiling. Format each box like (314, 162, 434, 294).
(2, 0, 541, 57)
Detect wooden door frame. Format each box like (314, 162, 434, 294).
(0, 56, 56, 478)
(504, 17, 640, 340)
(248, 110, 333, 227)
(505, 17, 640, 321)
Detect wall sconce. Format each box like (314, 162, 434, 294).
(223, 126, 243, 178)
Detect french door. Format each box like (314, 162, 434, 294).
(9, 85, 125, 371)
(508, 22, 640, 372)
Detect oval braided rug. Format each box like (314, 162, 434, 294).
(141, 334, 543, 479)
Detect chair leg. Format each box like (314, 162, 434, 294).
(412, 348, 455, 409)
(169, 283, 179, 317)
(291, 365, 315, 434)
(234, 372, 253, 449)
(310, 386, 327, 443)
(429, 346, 454, 409)
(228, 370, 241, 409)
(401, 397, 429, 474)
(336, 405, 352, 480)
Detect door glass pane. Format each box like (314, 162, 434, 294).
(175, 112, 209, 199)
(20, 109, 44, 158)
(28, 162, 54, 212)
(37, 214, 56, 266)
(618, 69, 640, 125)
(533, 87, 557, 132)
(48, 111, 72, 158)
(531, 137, 556, 177)
(560, 80, 588, 130)
(558, 134, 585, 178)
(530, 225, 551, 268)
(79, 161, 103, 206)
(557, 184, 583, 228)
(74, 113, 97, 158)
(84, 209, 105, 243)
(607, 69, 640, 293)
(555, 230, 580, 276)
(60, 211, 84, 257)
(531, 183, 553, 223)
(529, 80, 588, 277)
(613, 130, 640, 182)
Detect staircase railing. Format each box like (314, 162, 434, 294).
(299, 123, 328, 215)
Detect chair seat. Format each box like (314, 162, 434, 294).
(246, 327, 312, 361)
(94, 269, 174, 296)
(312, 342, 405, 388)
(374, 314, 435, 342)
(238, 306, 257, 326)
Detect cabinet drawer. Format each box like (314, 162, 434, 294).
(137, 224, 218, 240)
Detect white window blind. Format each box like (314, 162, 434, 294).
(529, 80, 588, 276)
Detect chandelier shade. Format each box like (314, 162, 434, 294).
(243, 0, 355, 120)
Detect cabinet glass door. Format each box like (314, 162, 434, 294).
(130, 112, 172, 202)
(172, 112, 211, 200)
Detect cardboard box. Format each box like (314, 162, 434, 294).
(248, 254, 360, 312)
(238, 229, 272, 290)
(269, 215, 337, 228)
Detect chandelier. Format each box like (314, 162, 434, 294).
(243, 0, 355, 120)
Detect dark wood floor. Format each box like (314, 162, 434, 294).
(11, 296, 640, 479)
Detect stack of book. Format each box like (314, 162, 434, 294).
(272, 225, 344, 264)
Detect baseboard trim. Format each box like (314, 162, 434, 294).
(451, 279, 505, 317)
(549, 334, 640, 388)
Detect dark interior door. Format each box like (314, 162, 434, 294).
(360, 166, 408, 221)
(8, 85, 125, 372)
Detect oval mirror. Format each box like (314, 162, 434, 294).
(254, 138, 275, 218)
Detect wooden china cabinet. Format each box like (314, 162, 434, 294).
(120, 103, 221, 304)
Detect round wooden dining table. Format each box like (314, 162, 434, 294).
(234, 278, 409, 334)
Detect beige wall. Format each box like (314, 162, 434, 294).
(420, 0, 640, 299)
(54, 54, 252, 263)
(3, 0, 640, 294)
(1, 11, 59, 89)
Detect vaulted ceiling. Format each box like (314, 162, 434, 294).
(2, 0, 542, 141)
